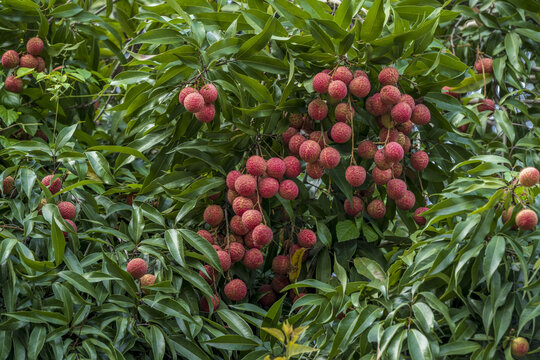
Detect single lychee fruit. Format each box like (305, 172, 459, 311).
(474, 58, 493, 74)
(20, 54, 38, 69)
(243, 248, 264, 269)
(127, 258, 148, 279)
(306, 161, 325, 179)
(242, 209, 263, 230)
(272, 255, 290, 275)
(140, 274, 156, 294)
(332, 66, 353, 84)
(331, 122, 352, 143)
(308, 99, 328, 121)
(367, 200, 386, 219)
(279, 180, 299, 200)
(386, 179, 407, 200)
(411, 104, 431, 125)
(58, 201, 76, 220)
(354, 70, 368, 78)
(396, 190, 415, 210)
(224, 279, 247, 301)
(63, 219, 77, 239)
(199, 264, 215, 284)
(373, 149, 391, 171)
(228, 242, 245, 263)
(288, 134, 307, 155)
(378, 67, 399, 86)
(319, 146, 341, 169)
(258, 177, 279, 198)
(1, 50, 19, 68)
(36, 57, 45, 72)
(258, 284, 277, 307)
(199, 83, 218, 103)
(204, 205, 224, 227)
(414, 207, 429, 225)
(41, 175, 62, 194)
(217, 250, 232, 271)
(251, 224, 272, 248)
(232, 196, 253, 215)
(391, 102, 412, 123)
(396, 120, 413, 135)
(477, 99, 495, 113)
(384, 142, 404, 163)
(366, 93, 391, 116)
(344, 196, 364, 217)
(515, 209, 538, 231)
(411, 151, 429, 171)
(200, 294, 220, 312)
(518, 167, 539, 187)
(282, 127, 298, 146)
(289, 113, 304, 129)
(197, 230, 215, 244)
(313, 72, 331, 93)
(298, 229, 316, 248)
(458, 123, 469, 132)
(226, 170, 241, 189)
(266, 158, 286, 179)
(334, 102, 355, 122)
(284, 156, 301, 178)
(372, 167, 392, 185)
(272, 275, 290, 293)
(2, 176, 15, 196)
(511, 337, 529, 357)
(380, 85, 401, 105)
(231, 215, 249, 236)
(298, 140, 321, 163)
(184, 92, 205, 113)
(26, 37, 44, 56)
(501, 206, 515, 225)
(399, 94, 415, 110)
(235, 174, 257, 197)
(357, 140, 377, 159)
(5, 76, 23, 93)
(195, 103, 215, 122)
(328, 80, 348, 100)
(345, 166, 366, 187)
(442, 86, 459, 98)
(349, 76, 371, 98)
(246, 155, 267, 176)
(179, 87, 197, 104)
(310, 131, 329, 148)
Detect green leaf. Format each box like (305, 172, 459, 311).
(336, 220, 359, 242)
(27, 326, 46, 360)
(237, 18, 275, 59)
(88, 145, 150, 163)
(439, 341, 481, 356)
(86, 151, 116, 185)
(407, 329, 432, 360)
(483, 236, 505, 287)
(55, 124, 78, 151)
(504, 32, 522, 71)
(51, 217, 65, 266)
(232, 71, 273, 104)
(360, 0, 385, 42)
(178, 229, 222, 274)
(165, 229, 185, 267)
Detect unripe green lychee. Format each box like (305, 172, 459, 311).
(231, 215, 249, 236)
(199, 264, 215, 284)
(299, 140, 321, 163)
(515, 209, 538, 231)
(378, 67, 399, 86)
(197, 229, 215, 244)
(272, 275, 290, 293)
(410, 151, 429, 171)
(2, 176, 15, 196)
(224, 279, 247, 301)
(330, 122, 352, 143)
(511, 337, 529, 357)
(279, 179, 299, 200)
(243, 248, 263, 269)
(367, 199, 386, 219)
(319, 146, 340, 169)
(235, 174, 257, 197)
(126, 258, 148, 279)
(246, 155, 267, 176)
(284, 156, 301, 178)
(414, 207, 429, 225)
(313, 72, 331, 93)
(384, 142, 404, 163)
(366, 93, 391, 116)
(58, 201, 76, 220)
(179, 86, 197, 105)
(199, 83, 218, 103)
(372, 167, 392, 185)
(391, 102, 412, 123)
(26, 37, 44, 56)
(242, 209, 263, 230)
(258, 177, 279, 198)
(288, 134, 307, 155)
(345, 166, 366, 187)
(232, 196, 253, 216)
(357, 140, 377, 159)
(228, 242, 245, 263)
(195, 103, 215, 122)
(328, 80, 348, 100)
(5, 76, 23, 93)
(307, 99, 328, 121)
(474, 58, 493, 74)
(380, 85, 401, 105)
(20, 54, 38, 69)
(272, 255, 290, 275)
(518, 167, 539, 187)
(258, 284, 277, 307)
(298, 229, 316, 248)
(411, 104, 431, 125)
(1, 50, 19, 68)
(200, 294, 220, 312)
(344, 196, 364, 217)
(396, 190, 415, 210)
(306, 161, 325, 179)
(477, 99, 495, 113)
(349, 76, 371, 98)
(386, 179, 407, 200)
(140, 274, 156, 294)
(183, 92, 205, 113)
(332, 66, 353, 85)
(335, 102, 355, 122)
(282, 127, 298, 146)
(41, 175, 62, 194)
(217, 250, 232, 271)
(252, 224, 273, 247)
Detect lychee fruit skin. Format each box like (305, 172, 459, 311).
(203, 205, 224, 227)
(272, 275, 290, 293)
(319, 146, 341, 169)
(279, 180, 299, 200)
(411, 104, 431, 125)
(252, 224, 273, 247)
(349, 76, 371, 98)
(392, 162, 403, 177)
(397, 120, 413, 135)
(284, 156, 301, 178)
(235, 174, 257, 197)
(299, 140, 322, 163)
(2, 50, 19, 68)
(199, 83, 218, 103)
(258, 177, 279, 198)
(333, 66, 353, 85)
(228, 242, 245, 263)
(195, 103, 216, 122)
(200, 294, 220, 312)
(374, 149, 392, 170)
(26, 37, 44, 56)
(478, 99, 495, 113)
(328, 80, 348, 100)
(272, 255, 290, 275)
(41, 175, 62, 194)
(258, 285, 277, 307)
(515, 209, 538, 231)
(183, 92, 205, 113)
(384, 142, 404, 163)
(372, 167, 392, 185)
(64, 219, 77, 235)
(335, 102, 355, 122)
(308, 99, 328, 121)
(246, 155, 267, 176)
(140, 274, 156, 293)
(179, 87, 197, 104)
(357, 140, 378, 159)
(331, 122, 352, 143)
(242, 209, 263, 230)
(243, 248, 264, 269)
(354, 70, 368, 78)
(217, 250, 232, 271)
(380, 85, 401, 105)
(36, 57, 45, 72)
(126, 258, 148, 279)
(399, 94, 415, 110)
(501, 206, 515, 225)
(391, 102, 412, 123)
(230, 215, 249, 236)
(414, 207, 429, 226)
(58, 201, 76, 220)
(289, 113, 304, 129)
(306, 161, 325, 179)
(366, 93, 391, 116)
(474, 58, 493, 74)
(266, 158, 286, 179)
(282, 127, 298, 146)
(378, 67, 399, 86)
(2, 176, 15, 196)
(309, 131, 329, 148)
(232, 196, 253, 216)
(226, 170, 242, 189)
(20, 54, 38, 69)
(511, 337, 529, 357)
(199, 264, 215, 284)
(313, 72, 331, 93)
(411, 151, 429, 171)
(396, 190, 415, 210)
(367, 199, 386, 219)
(197, 229, 215, 244)
(288, 134, 307, 155)
(344, 196, 364, 217)
(5, 76, 23, 93)
(386, 179, 407, 200)
(518, 167, 539, 187)
(345, 166, 366, 187)
(298, 229, 317, 248)
(224, 279, 247, 301)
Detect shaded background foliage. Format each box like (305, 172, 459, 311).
(0, 0, 539, 359)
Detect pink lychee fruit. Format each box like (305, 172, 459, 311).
(252, 224, 273, 247)
(345, 166, 366, 187)
(288, 134, 307, 155)
(26, 37, 44, 56)
(42, 175, 62, 194)
(217, 250, 232, 271)
(386, 179, 407, 200)
(515, 209, 538, 231)
(197, 230, 215, 244)
(330, 122, 352, 143)
(1, 50, 19, 68)
(282, 127, 298, 146)
(414, 207, 429, 225)
(349, 76, 371, 98)
(204, 205, 224, 227)
(391, 102, 412, 123)
(226, 170, 241, 189)
(58, 201, 76, 220)
(310, 131, 329, 148)
(328, 80, 348, 100)
(246, 155, 267, 176)
(411, 104, 431, 125)
(378, 67, 399, 86)
(20, 54, 38, 69)
(179, 86, 197, 105)
(332, 66, 353, 85)
(367, 199, 386, 219)
(195, 103, 215, 122)
(474, 58, 493, 74)
(224, 279, 247, 301)
(477, 99, 495, 113)
(344, 196, 364, 217)
(242, 209, 263, 230)
(299, 140, 322, 163)
(411, 151, 429, 171)
(5, 76, 23, 93)
(399, 94, 415, 110)
(200, 294, 220, 312)
(289, 113, 304, 129)
(272, 275, 290, 293)
(199, 83, 218, 103)
(396, 190, 415, 210)
(235, 174, 257, 197)
(518, 167, 539, 187)
(199, 264, 216, 285)
(258, 177, 279, 198)
(266, 158, 286, 179)
(243, 248, 264, 269)
(272, 255, 290, 275)
(372, 167, 393, 185)
(258, 284, 277, 307)
(366, 93, 391, 116)
(335, 102, 355, 122)
(232, 196, 253, 215)
(319, 146, 341, 169)
(307, 99, 328, 121)
(384, 142, 404, 163)
(354, 70, 368, 78)
(127, 258, 148, 279)
(298, 229, 317, 248)
(380, 85, 401, 105)
(184, 92, 205, 113)
(313, 72, 331, 93)
(374, 149, 392, 170)
(279, 179, 299, 200)
(511, 337, 529, 357)
(284, 156, 302, 178)
(306, 161, 325, 179)
(357, 140, 377, 159)
(228, 242, 245, 263)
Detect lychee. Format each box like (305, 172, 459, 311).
(477, 99, 495, 113)
(179, 87, 197, 104)
(252, 224, 273, 247)
(319, 146, 340, 169)
(2, 176, 15, 196)
(306, 161, 325, 179)
(266, 158, 286, 179)
(515, 209, 537, 231)
(374, 149, 392, 170)
(243, 248, 263, 269)
(313, 72, 331, 93)
(226, 170, 242, 189)
(58, 201, 76, 220)
(357, 140, 377, 159)
(230, 215, 249, 236)
(372, 167, 392, 185)
(224, 279, 247, 301)
(228, 242, 245, 263)
(1, 50, 19, 68)
(279, 180, 299, 200)
(140, 274, 156, 294)
(62, 219, 77, 240)
(518, 167, 539, 187)
(5, 76, 23, 93)
(396, 190, 415, 210)
(334, 102, 355, 122)
(200, 294, 220, 312)
(396, 120, 413, 135)
(331, 122, 352, 143)
(391, 102, 412, 123)
(184, 92, 205, 113)
(26, 37, 44, 56)
(258, 177, 279, 198)
(384, 142, 404, 163)
(378, 67, 399, 86)
(246, 155, 266, 176)
(242, 209, 263, 230)
(199, 264, 215, 284)
(195, 103, 215, 122)
(204, 205, 224, 227)
(354, 70, 368, 78)
(41, 175, 62, 194)
(332, 66, 353, 85)
(474, 58, 493, 74)
(244, 230, 256, 248)
(271, 275, 290, 292)
(272, 255, 290, 275)
(309, 131, 329, 148)
(199, 83, 218, 103)
(281, 127, 298, 145)
(501, 206, 515, 225)
(299, 140, 321, 163)
(232, 196, 253, 215)
(344, 196, 364, 217)
(411, 104, 431, 125)
(392, 162, 403, 177)
(127, 258, 148, 279)
(289, 113, 304, 129)
(217, 250, 232, 271)
(379, 128, 399, 143)
(298, 229, 316, 248)
(308, 99, 328, 121)
(386, 179, 407, 200)
(349, 76, 371, 98)
(345, 166, 366, 187)
(399, 94, 415, 110)
(284, 156, 301, 178)
(366, 93, 391, 116)
(20, 54, 38, 69)
(328, 80, 347, 100)
(411, 151, 429, 171)
(414, 207, 429, 225)
(511, 337, 529, 357)
(235, 174, 257, 197)
(36, 57, 45, 72)
(380, 85, 401, 105)
(197, 229, 215, 244)
(288, 134, 307, 155)
(227, 189, 238, 204)
(258, 284, 277, 307)
(367, 199, 386, 219)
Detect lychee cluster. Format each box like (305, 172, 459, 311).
(2, 37, 46, 93)
(39, 174, 79, 239)
(126, 258, 156, 294)
(178, 83, 218, 122)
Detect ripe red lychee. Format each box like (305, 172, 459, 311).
(195, 103, 215, 122)
(386, 179, 407, 200)
(242, 209, 263, 230)
(217, 250, 232, 271)
(232, 196, 253, 215)
(58, 201, 76, 220)
(477, 99, 495, 113)
(331, 122, 352, 143)
(244, 230, 256, 248)
(374, 149, 392, 170)
(366, 93, 391, 116)
(518, 167, 539, 187)
(235, 174, 257, 197)
(367, 199, 386, 219)
(252, 224, 273, 247)
(414, 207, 429, 225)
(20, 54, 38, 69)
(258, 177, 279, 198)
(411, 104, 431, 125)
(309, 131, 329, 148)
(511, 337, 529, 357)
(2, 176, 15, 196)
(200, 294, 220, 312)
(266, 158, 286, 179)
(258, 285, 277, 307)
(224, 279, 247, 301)
(397, 120, 413, 135)
(246, 155, 267, 176)
(332, 66, 353, 84)
(243, 248, 263, 269)
(372, 167, 392, 185)
(228, 242, 245, 263)
(306, 161, 325, 179)
(308, 99, 328, 121)
(354, 70, 368, 78)
(380, 85, 401, 105)
(197, 229, 215, 244)
(231, 215, 249, 236)
(288, 134, 307, 155)
(411, 151, 429, 171)
(515, 209, 538, 231)
(1, 50, 19, 68)
(226, 170, 241, 189)
(204, 205, 224, 227)
(328, 80, 347, 100)
(279, 180, 299, 200)
(396, 190, 415, 210)
(199, 83, 218, 103)
(284, 156, 301, 178)
(335, 102, 355, 122)
(345, 166, 366, 187)
(378, 67, 399, 86)
(184, 92, 205, 113)
(282, 127, 298, 146)
(140, 274, 156, 294)
(313, 72, 331, 93)
(179, 86, 197, 105)
(357, 140, 377, 159)
(199, 264, 215, 284)
(63, 219, 77, 239)
(391, 102, 412, 123)
(384, 142, 404, 163)
(272, 255, 290, 275)
(474, 58, 493, 74)
(319, 146, 340, 169)
(299, 140, 321, 163)
(126, 258, 148, 279)
(42, 175, 62, 194)
(442, 86, 459, 98)
(399, 94, 415, 110)
(298, 229, 316, 248)
(26, 37, 44, 56)
(344, 196, 364, 217)
(272, 275, 290, 292)
(349, 76, 371, 98)
(5, 76, 23, 93)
